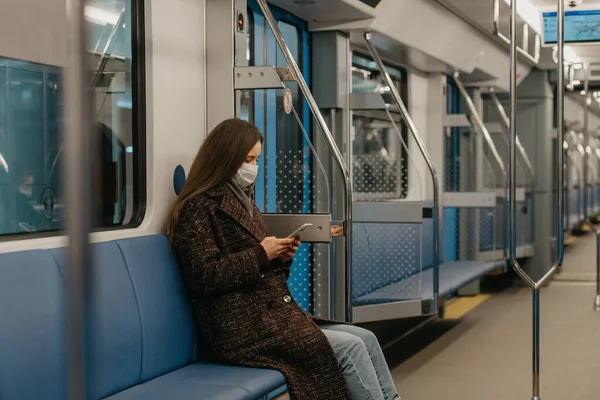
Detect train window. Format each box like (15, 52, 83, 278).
(351, 54, 409, 200)
(0, 0, 145, 238)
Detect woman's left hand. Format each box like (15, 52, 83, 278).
(330, 225, 344, 237)
(280, 240, 300, 263)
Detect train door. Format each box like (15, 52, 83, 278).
(242, 0, 313, 312)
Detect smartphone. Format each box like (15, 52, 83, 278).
(287, 223, 313, 240)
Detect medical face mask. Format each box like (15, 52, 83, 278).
(234, 163, 258, 188)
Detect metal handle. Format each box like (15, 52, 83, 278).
(508, 0, 564, 399)
(494, 0, 540, 64)
(255, 0, 354, 322)
(65, 0, 93, 397)
(489, 91, 536, 189)
(363, 32, 441, 304)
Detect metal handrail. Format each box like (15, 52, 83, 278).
(567, 131, 587, 221)
(454, 74, 508, 260)
(90, 6, 126, 88)
(453, 74, 507, 186)
(488, 91, 536, 189)
(493, 0, 540, 64)
(508, 0, 564, 398)
(256, 0, 354, 322)
(363, 32, 441, 305)
(65, 0, 93, 397)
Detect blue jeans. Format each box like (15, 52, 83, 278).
(321, 324, 399, 400)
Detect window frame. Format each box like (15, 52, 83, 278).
(0, 0, 146, 241)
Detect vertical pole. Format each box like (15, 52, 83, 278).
(584, 64, 590, 220)
(595, 231, 600, 311)
(532, 289, 541, 399)
(557, 0, 566, 269)
(65, 0, 93, 397)
(509, 0, 518, 271)
(509, 0, 563, 399)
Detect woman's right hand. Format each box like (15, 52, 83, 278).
(260, 236, 296, 260)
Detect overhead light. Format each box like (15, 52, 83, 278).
(572, 80, 581, 85)
(503, 0, 542, 34)
(581, 90, 586, 95)
(85, 5, 120, 26)
(573, 63, 584, 70)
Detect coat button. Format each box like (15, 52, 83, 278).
(283, 295, 292, 303)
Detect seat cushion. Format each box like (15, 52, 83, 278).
(353, 261, 497, 305)
(105, 363, 286, 400)
(0, 250, 67, 400)
(50, 242, 143, 399)
(114, 235, 195, 381)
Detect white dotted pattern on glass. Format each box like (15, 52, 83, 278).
(353, 154, 407, 200)
(273, 149, 328, 315)
(352, 223, 422, 305)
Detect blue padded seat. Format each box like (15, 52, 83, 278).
(2, 235, 284, 400)
(0, 250, 67, 400)
(50, 242, 146, 399)
(354, 260, 498, 305)
(105, 363, 286, 400)
(352, 214, 500, 307)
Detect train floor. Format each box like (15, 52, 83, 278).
(386, 232, 600, 400)
(276, 233, 600, 400)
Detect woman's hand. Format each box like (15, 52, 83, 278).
(260, 237, 296, 261)
(280, 240, 300, 263)
(330, 225, 344, 237)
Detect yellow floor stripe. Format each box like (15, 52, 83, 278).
(443, 294, 491, 320)
(565, 235, 576, 246)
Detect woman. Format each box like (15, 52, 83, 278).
(166, 118, 399, 400)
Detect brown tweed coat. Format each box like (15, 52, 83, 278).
(172, 183, 350, 400)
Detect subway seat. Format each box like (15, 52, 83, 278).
(0, 235, 285, 400)
(352, 216, 499, 306)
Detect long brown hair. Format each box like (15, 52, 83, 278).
(165, 118, 263, 244)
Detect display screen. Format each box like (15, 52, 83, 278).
(543, 9, 600, 44)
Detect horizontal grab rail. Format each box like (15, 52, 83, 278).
(256, 0, 354, 322)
